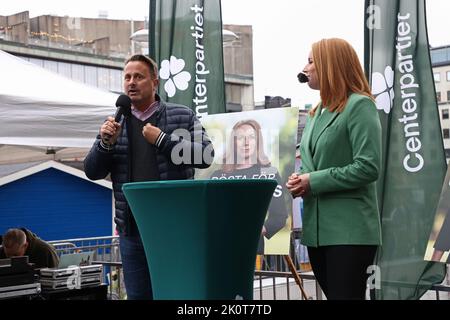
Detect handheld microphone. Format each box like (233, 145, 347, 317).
(114, 94, 132, 122)
(297, 72, 309, 83)
(103, 94, 132, 144)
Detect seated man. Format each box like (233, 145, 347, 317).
(0, 228, 59, 268)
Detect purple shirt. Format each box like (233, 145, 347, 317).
(131, 101, 160, 121)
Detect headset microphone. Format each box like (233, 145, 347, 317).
(297, 72, 309, 84)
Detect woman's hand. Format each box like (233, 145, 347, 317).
(286, 173, 311, 198)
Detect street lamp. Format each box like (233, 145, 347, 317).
(130, 29, 149, 43)
(222, 29, 239, 43)
(130, 29, 149, 55)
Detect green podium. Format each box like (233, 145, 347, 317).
(122, 179, 277, 300)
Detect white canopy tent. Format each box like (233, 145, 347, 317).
(0, 49, 119, 149)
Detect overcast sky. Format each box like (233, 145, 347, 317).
(2, 0, 450, 106)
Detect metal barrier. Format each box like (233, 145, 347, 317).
(49, 236, 121, 261)
(47, 234, 317, 300)
(254, 270, 320, 300)
(432, 283, 450, 300)
(46, 236, 450, 300)
(48, 236, 124, 299)
(252, 231, 319, 300)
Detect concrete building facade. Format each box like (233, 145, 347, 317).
(223, 24, 254, 111)
(0, 11, 254, 112)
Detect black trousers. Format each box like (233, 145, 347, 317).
(307, 245, 378, 300)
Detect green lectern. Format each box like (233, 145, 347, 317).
(122, 179, 277, 300)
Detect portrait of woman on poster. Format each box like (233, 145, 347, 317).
(210, 119, 288, 254)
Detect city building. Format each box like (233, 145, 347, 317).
(222, 24, 254, 112)
(0, 11, 254, 112)
(431, 45, 450, 162)
(0, 11, 256, 166)
(255, 96, 292, 110)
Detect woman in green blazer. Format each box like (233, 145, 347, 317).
(286, 38, 382, 300)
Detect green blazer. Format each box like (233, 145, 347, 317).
(300, 93, 382, 247)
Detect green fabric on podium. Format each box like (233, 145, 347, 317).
(122, 179, 277, 300)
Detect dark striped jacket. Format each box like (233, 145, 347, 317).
(84, 96, 213, 235)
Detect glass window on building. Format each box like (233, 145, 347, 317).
(437, 92, 441, 102)
(97, 67, 110, 90)
(225, 84, 242, 104)
(110, 69, 123, 93)
(442, 109, 449, 120)
(447, 71, 450, 82)
(431, 48, 449, 64)
(448, 91, 450, 102)
(43, 60, 58, 73)
(58, 62, 72, 78)
(434, 72, 441, 82)
(84, 66, 98, 87)
(443, 129, 450, 140)
(28, 57, 44, 68)
(71, 64, 85, 83)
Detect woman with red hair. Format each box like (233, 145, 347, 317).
(287, 38, 382, 300)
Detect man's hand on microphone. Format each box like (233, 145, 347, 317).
(142, 123, 162, 145)
(100, 116, 121, 145)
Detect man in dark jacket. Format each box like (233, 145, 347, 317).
(0, 228, 59, 268)
(84, 54, 213, 300)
